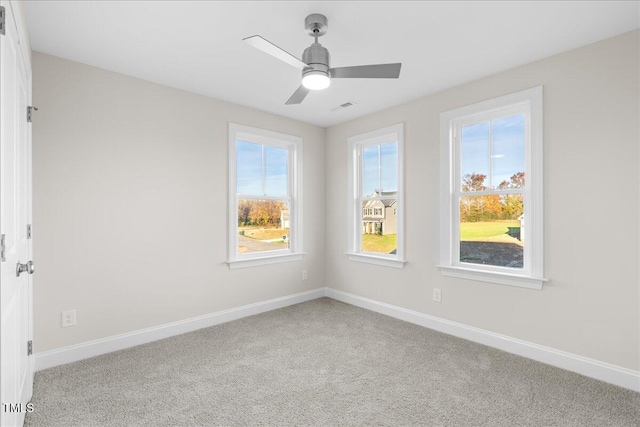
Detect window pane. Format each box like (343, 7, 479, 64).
(237, 199, 290, 254)
(361, 199, 398, 255)
(459, 194, 524, 268)
(492, 114, 525, 189)
(362, 145, 379, 197)
(460, 122, 490, 192)
(380, 142, 398, 193)
(236, 141, 262, 195)
(265, 145, 288, 196)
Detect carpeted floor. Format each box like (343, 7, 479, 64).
(25, 298, 640, 426)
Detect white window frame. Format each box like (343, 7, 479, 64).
(347, 123, 405, 269)
(227, 123, 303, 269)
(439, 87, 547, 289)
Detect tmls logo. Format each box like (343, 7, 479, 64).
(2, 403, 34, 413)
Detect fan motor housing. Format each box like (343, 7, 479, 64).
(302, 43, 330, 77)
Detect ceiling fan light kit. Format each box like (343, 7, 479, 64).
(302, 70, 331, 90)
(243, 13, 402, 105)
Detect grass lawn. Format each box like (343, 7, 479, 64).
(362, 234, 397, 254)
(460, 220, 522, 245)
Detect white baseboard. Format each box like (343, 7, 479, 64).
(36, 286, 640, 393)
(35, 288, 325, 371)
(326, 287, 640, 392)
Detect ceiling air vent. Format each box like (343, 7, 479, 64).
(331, 101, 356, 112)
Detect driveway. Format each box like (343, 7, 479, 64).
(460, 241, 523, 268)
(238, 235, 287, 253)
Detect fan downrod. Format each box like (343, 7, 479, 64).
(305, 14, 328, 38)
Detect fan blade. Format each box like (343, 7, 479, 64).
(285, 85, 310, 105)
(243, 35, 308, 70)
(330, 63, 402, 79)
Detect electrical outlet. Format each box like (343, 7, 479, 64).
(62, 310, 76, 328)
(302, 269, 308, 280)
(433, 288, 442, 303)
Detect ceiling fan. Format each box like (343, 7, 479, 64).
(243, 13, 402, 105)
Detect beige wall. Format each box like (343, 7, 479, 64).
(325, 31, 640, 371)
(32, 53, 325, 352)
(33, 30, 639, 372)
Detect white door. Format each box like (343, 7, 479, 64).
(1, 1, 34, 426)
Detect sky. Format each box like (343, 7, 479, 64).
(362, 142, 398, 197)
(460, 113, 525, 189)
(235, 122, 517, 197)
(236, 141, 288, 196)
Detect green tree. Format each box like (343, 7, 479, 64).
(498, 172, 525, 220)
(459, 172, 525, 221)
(460, 174, 487, 222)
(237, 200, 254, 226)
(502, 194, 524, 220)
(485, 194, 503, 219)
(248, 200, 285, 226)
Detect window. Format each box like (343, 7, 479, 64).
(439, 87, 546, 289)
(228, 123, 303, 269)
(348, 124, 405, 268)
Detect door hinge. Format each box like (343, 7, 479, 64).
(0, 6, 6, 36)
(27, 106, 38, 123)
(27, 340, 33, 356)
(27, 224, 32, 239)
(0, 234, 5, 262)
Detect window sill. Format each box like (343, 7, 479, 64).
(437, 265, 547, 290)
(228, 253, 304, 270)
(347, 253, 406, 269)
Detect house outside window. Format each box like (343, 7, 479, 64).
(439, 87, 546, 289)
(348, 124, 405, 269)
(227, 123, 303, 269)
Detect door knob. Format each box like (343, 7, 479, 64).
(16, 261, 35, 277)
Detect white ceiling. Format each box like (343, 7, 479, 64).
(24, 1, 639, 128)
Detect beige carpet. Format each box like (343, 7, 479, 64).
(25, 298, 640, 426)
